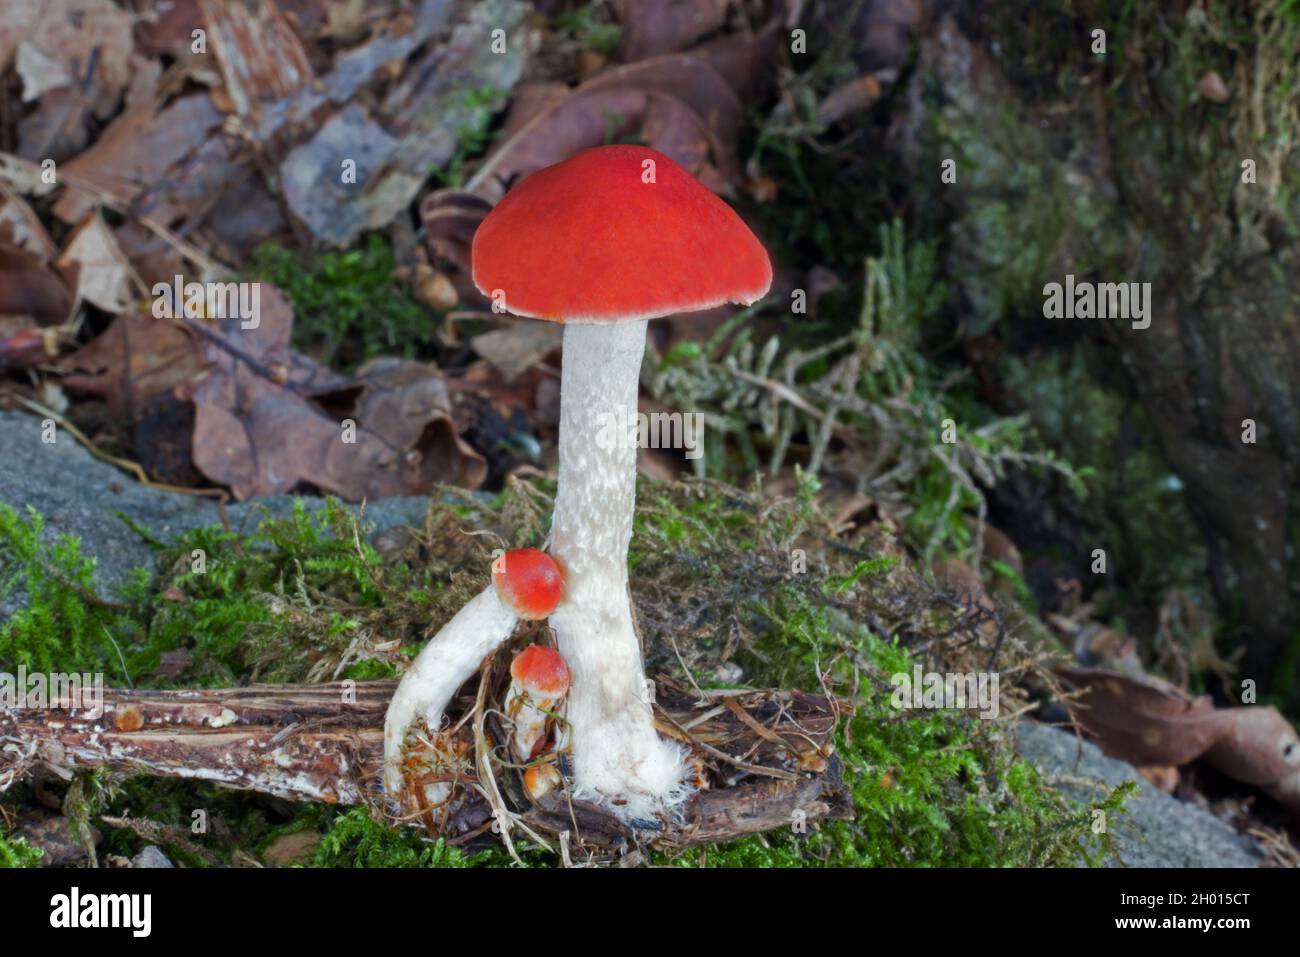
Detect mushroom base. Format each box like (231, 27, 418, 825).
(548, 319, 693, 822)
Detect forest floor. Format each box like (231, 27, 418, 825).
(2, 0, 1298, 869)
(0, 408, 1274, 868)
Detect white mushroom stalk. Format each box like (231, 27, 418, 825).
(385, 548, 564, 804)
(547, 319, 692, 820)
(383, 584, 516, 799)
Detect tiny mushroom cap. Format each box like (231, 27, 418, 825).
(493, 548, 564, 620)
(472, 144, 773, 322)
(509, 644, 572, 696)
(522, 762, 563, 801)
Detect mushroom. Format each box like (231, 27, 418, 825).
(492, 547, 565, 620)
(383, 548, 564, 797)
(522, 762, 563, 802)
(470, 145, 772, 819)
(505, 644, 571, 761)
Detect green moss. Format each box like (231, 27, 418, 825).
(146, 499, 429, 684)
(0, 503, 149, 682)
(311, 808, 473, 868)
(550, 5, 623, 57)
(0, 831, 43, 868)
(655, 586, 1119, 868)
(629, 479, 1123, 867)
(245, 235, 433, 369)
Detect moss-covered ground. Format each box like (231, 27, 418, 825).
(1, 474, 1124, 868)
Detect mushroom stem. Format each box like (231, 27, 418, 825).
(383, 583, 516, 797)
(547, 319, 691, 819)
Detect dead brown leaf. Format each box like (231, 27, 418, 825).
(58, 311, 205, 419)
(0, 182, 56, 260)
(615, 0, 728, 61)
(471, 321, 563, 382)
(52, 93, 226, 224)
(1058, 665, 1300, 813)
(13, 0, 133, 113)
(471, 53, 741, 200)
(0, 241, 74, 327)
(175, 286, 485, 500)
(0, 0, 43, 73)
(57, 213, 142, 314)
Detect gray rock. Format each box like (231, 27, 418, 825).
(0, 409, 429, 603)
(1015, 721, 1266, 868)
(130, 845, 175, 869)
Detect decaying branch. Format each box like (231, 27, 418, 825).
(1, 678, 852, 851)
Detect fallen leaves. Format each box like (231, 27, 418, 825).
(51, 93, 226, 224)
(0, 242, 75, 366)
(280, 0, 529, 247)
(57, 312, 204, 419)
(0, 181, 55, 259)
(615, 0, 729, 62)
(423, 21, 775, 278)
(174, 286, 484, 500)
(0, 0, 782, 497)
(1058, 665, 1300, 813)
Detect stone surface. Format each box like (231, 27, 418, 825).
(131, 845, 175, 868)
(0, 409, 429, 603)
(1015, 721, 1266, 868)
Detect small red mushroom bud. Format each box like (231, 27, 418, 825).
(522, 762, 563, 802)
(506, 644, 571, 761)
(492, 548, 564, 620)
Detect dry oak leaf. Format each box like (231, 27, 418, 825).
(180, 286, 484, 500)
(1057, 665, 1300, 813)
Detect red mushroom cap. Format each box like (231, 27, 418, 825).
(493, 548, 564, 620)
(472, 145, 772, 323)
(509, 644, 571, 696)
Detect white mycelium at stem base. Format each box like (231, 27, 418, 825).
(382, 584, 516, 797)
(547, 318, 691, 820)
